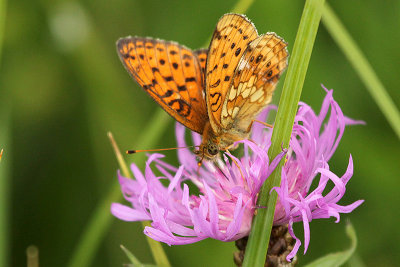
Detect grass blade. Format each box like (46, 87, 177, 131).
(322, 3, 400, 139)
(304, 222, 357, 267)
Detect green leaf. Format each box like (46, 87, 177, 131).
(304, 222, 358, 267)
(347, 253, 367, 267)
(120, 245, 143, 267)
(322, 3, 400, 139)
(120, 245, 158, 267)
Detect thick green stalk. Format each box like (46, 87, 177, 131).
(322, 4, 400, 139)
(242, 0, 325, 266)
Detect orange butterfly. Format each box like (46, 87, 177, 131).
(117, 14, 288, 159)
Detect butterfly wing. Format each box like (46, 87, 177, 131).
(221, 33, 288, 132)
(205, 14, 259, 135)
(194, 48, 208, 77)
(117, 37, 208, 134)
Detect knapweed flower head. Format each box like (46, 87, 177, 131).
(111, 86, 364, 260)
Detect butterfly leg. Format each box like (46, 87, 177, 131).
(196, 146, 207, 173)
(247, 119, 273, 132)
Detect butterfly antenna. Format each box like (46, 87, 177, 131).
(226, 150, 245, 182)
(127, 146, 199, 154)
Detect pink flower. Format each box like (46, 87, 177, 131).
(111, 86, 364, 260)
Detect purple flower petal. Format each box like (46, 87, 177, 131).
(112, 86, 363, 262)
(111, 203, 150, 221)
(287, 221, 301, 261)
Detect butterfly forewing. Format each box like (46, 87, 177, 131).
(117, 37, 208, 134)
(221, 33, 288, 131)
(116, 14, 288, 159)
(205, 14, 259, 134)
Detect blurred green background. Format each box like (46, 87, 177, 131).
(1, 0, 399, 266)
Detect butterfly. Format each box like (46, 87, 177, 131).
(117, 13, 288, 160)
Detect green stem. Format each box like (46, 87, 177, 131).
(108, 132, 171, 267)
(322, 4, 400, 139)
(242, 0, 325, 266)
(67, 111, 170, 267)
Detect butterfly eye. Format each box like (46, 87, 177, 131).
(207, 144, 219, 156)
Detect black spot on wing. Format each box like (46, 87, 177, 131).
(177, 85, 187, 91)
(161, 90, 173, 98)
(235, 48, 241, 57)
(168, 99, 191, 117)
(185, 77, 196, 82)
(210, 79, 220, 88)
(210, 92, 222, 112)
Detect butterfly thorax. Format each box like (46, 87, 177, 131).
(194, 122, 218, 159)
(196, 121, 250, 159)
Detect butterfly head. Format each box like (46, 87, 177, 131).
(195, 140, 220, 160)
(205, 142, 219, 158)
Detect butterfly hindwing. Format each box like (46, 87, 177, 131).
(194, 49, 208, 75)
(117, 37, 208, 134)
(205, 14, 259, 135)
(221, 33, 288, 132)
(116, 15, 288, 158)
